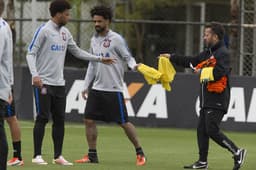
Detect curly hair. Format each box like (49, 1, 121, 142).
(49, 0, 71, 17)
(90, 5, 113, 22)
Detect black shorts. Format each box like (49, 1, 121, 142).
(4, 101, 15, 118)
(84, 89, 129, 124)
(4, 88, 15, 118)
(33, 85, 66, 122)
(0, 99, 9, 120)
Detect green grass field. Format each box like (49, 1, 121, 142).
(5, 121, 255, 170)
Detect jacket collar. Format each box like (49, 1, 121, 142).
(94, 29, 112, 38)
(207, 40, 225, 53)
(49, 19, 61, 30)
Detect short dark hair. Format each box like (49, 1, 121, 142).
(49, 0, 71, 17)
(0, 0, 4, 16)
(90, 5, 113, 21)
(205, 22, 225, 40)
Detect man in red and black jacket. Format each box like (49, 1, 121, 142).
(162, 22, 246, 170)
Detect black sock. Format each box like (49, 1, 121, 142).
(136, 147, 144, 156)
(13, 141, 22, 160)
(88, 149, 97, 158)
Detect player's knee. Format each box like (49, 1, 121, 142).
(53, 119, 64, 127)
(197, 126, 205, 134)
(5, 116, 17, 124)
(206, 126, 219, 137)
(85, 119, 95, 127)
(119, 121, 130, 129)
(35, 117, 48, 125)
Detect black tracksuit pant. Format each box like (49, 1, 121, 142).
(197, 108, 239, 162)
(0, 99, 8, 170)
(33, 85, 66, 159)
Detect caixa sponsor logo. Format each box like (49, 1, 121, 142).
(65, 80, 168, 119)
(94, 52, 110, 58)
(196, 87, 256, 122)
(51, 44, 65, 51)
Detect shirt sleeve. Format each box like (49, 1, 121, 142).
(67, 31, 102, 62)
(115, 36, 137, 70)
(7, 25, 14, 85)
(26, 25, 45, 78)
(213, 51, 230, 80)
(170, 53, 202, 68)
(0, 30, 4, 65)
(83, 62, 96, 91)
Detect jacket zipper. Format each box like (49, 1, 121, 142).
(201, 48, 212, 107)
(201, 82, 204, 107)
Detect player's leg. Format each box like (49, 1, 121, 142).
(120, 122, 146, 166)
(197, 109, 210, 163)
(205, 109, 246, 170)
(32, 86, 50, 165)
(75, 90, 102, 164)
(120, 122, 141, 149)
(6, 115, 23, 166)
(51, 86, 65, 159)
(205, 109, 238, 152)
(6, 116, 21, 150)
(85, 119, 97, 150)
(5, 98, 23, 166)
(85, 118, 98, 161)
(51, 86, 72, 165)
(184, 109, 209, 169)
(111, 92, 146, 166)
(0, 100, 8, 170)
(74, 118, 98, 163)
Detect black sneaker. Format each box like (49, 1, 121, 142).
(184, 161, 208, 169)
(233, 149, 247, 170)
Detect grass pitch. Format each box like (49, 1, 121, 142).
(6, 121, 255, 170)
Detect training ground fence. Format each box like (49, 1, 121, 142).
(3, 0, 256, 76)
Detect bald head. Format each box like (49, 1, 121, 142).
(0, 0, 4, 16)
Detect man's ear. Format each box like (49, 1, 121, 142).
(55, 12, 61, 18)
(214, 34, 219, 41)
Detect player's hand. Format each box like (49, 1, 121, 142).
(134, 63, 142, 70)
(81, 90, 88, 100)
(8, 94, 13, 105)
(158, 53, 171, 58)
(33, 76, 43, 88)
(101, 57, 116, 64)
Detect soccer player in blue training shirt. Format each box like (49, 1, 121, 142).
(26, 0, 114, 166)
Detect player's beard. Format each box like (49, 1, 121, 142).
(58, 21, 67, 27)
(95, 26, 105, 33)
(58, 17, 68, 27)
(204, 40, 213, 48)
